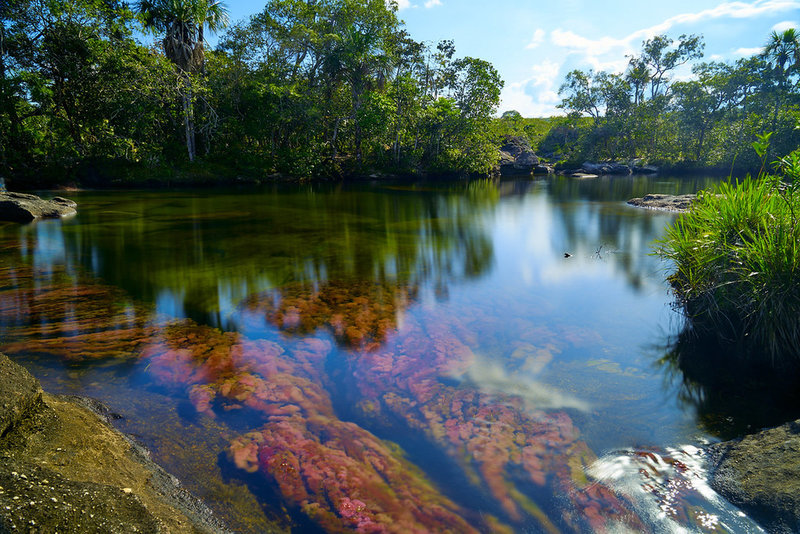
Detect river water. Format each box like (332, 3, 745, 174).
(0, 176, 768, 532)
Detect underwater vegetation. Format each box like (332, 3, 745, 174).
(0, 253, 734, 533)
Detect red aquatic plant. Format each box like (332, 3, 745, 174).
(241, 280, 416, 350)
(0, 264, 646, 532)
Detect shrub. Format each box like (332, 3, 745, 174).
(657, 141, 800, 365)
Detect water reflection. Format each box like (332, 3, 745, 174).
(0, 175, 753, 532)
(659, 323, 800, 439)
(0, 254, 641, 532)
(589, 446, 764, 532)
(52, 182, 497, 330)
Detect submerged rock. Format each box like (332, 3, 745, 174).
(709, 420, 800, 534)
(0, 192, 77, 222)
(627, 193, 696, 212)
(0, 353, 229, 533)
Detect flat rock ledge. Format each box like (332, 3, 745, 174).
(0, 352, 229, 533)
(626, 193, 697, 212)
(0, 192, 77, 223)
(708, 420, 800, 534)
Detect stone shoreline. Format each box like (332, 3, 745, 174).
(0, 352, 230, 533)
(708, 420, 800, 533)
(626, 193, 697, 212)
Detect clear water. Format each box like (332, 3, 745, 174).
(0, 176, 768, 532)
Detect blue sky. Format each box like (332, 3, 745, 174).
(220, 0, 800, 116)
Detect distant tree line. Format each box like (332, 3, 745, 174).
(0, 0, 504, 185)
(551, 30, 800, 171)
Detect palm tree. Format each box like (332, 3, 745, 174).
(762, 28, 800, 132)
(136, 0, 229, 161)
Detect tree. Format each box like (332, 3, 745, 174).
(136, 0, 229, 161)
(558, 70, 603, 121)
(762, 28, 800, 131)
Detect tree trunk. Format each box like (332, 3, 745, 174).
(182, 76, 196, 162)
(353, 87, 363, 164)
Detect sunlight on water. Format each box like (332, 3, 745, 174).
(589, 446, 765, 533)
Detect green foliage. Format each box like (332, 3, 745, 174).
(657, 142, 800, 363)
(1, 0, 505, 184)
(0, 0, 184, 182)
(556, 30, 800, 171)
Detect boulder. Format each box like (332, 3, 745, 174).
(0, 192, 77, 223)
(626, 193, 696, 212)
(708, 420, 800, 534)
(0, 353, 229, 533)
(498, 136, 540, 175)
(533, 164, 554, 175)
(581, 162, 632, 175)
(0, 353, 43, 438)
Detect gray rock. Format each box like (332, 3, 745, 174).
(633, 165, 659, 174)
(533, 164, 554, 175)
(581, 162, 632, 175)
(0, 462, 161, 533)
(709, 420, 800, 534)
(0, 192, 77, 223)
(499, 136, 540, 175)
(627, 193, 696, 212)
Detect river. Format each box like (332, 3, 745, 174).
(0, 175, 768, 532)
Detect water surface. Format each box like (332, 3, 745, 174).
(0, 175, 766, 532)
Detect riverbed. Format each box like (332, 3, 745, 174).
(0, 175, 768, 532)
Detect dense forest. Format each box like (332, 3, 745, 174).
(0, 0, 505, 185)
(0, 0, 798, 186)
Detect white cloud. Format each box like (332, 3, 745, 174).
(734, 46, 765, 56)
(526, 29, 546, 50)
(500, 60, 564, 117)
(549, 0, 800, 74)
(502, 0, 800, 117)
(424, 0, 442, 7)
(772, 19, 799, 31)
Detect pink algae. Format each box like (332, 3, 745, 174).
(0, 266, 645, 532)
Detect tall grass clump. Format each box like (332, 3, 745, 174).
(657, 136, 800, 366)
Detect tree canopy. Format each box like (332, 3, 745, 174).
(1, 0, 505, 185)
(552, 31, 800, 169)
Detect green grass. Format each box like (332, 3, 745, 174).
(657, 170, 800, 365)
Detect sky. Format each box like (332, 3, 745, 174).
(220, 0, 800, 117)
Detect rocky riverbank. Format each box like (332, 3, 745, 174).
(626, 193, 697, 212)
(0, 352, 229, 533)
(0, 192, 77, 222)
(708, 420, 800, 533)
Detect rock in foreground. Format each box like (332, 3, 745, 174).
(627, 193, 696, 212)
(709, 420, 800, 534)
(0, 352, 228, 533)
(0, 192, 77, 222)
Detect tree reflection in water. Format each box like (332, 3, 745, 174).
(0, 247, 644, 532)
(0, 177, 736, 532)
(658, 322, 800, 440)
